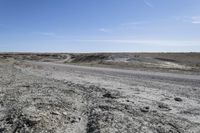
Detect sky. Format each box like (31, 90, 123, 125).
(0, 0, 200, 52)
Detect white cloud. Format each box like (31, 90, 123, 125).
(144, 0, 154, 8)
(120, 21, 148, 29)
(98, 28, 111, 33)
(176, 16, 200, 24)
(121, 21, 146, 26)
(64, 39, 200, 46)
(39, 32, 55, 36)
(32, 32, 64, 38)
(191, 16, 200, 24)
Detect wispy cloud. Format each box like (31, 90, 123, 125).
(98, 28, 112, 33)
(98, 19, 158, 33)
(32, 32, 64, 38)
(63, 39, 200, 46)
(99, 21, 148, 33)
(191, 16, 200, 24)
(121, 21, 146, 26)
(119, 21, 149, 30)
(176, 16, 200, 24)
(144, 0, 154, 8)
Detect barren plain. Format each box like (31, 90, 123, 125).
(0, 53, 200, 133)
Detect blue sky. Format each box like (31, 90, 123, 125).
(0, 0, 200, 52)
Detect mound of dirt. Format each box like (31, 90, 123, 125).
(70, 54, 109, 63)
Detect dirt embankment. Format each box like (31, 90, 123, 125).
(1, 53, 200, 72)
(65, 53, 200, 73)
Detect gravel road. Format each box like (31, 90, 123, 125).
(1, 60, 200, 133)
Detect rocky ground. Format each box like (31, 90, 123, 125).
(0, 53, 200, 133)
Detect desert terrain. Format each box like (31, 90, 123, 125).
(0, 53, 200, 133)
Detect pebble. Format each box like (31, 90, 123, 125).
(51, 111, 60, 115)
(174, 97, 183, 102)
(140, 106, 150, 113)
(158, 103, 171, 111)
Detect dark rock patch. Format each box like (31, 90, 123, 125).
(102, 93, 116, 99)
(174, 97, 183, 102)
(86, 109, 100, 133)
(140, 106, 150, 113)
(158, 103, 171, 111)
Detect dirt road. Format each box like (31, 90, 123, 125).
(1, 60, 200, 133)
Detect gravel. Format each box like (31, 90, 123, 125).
(0, 56, 200, 133)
